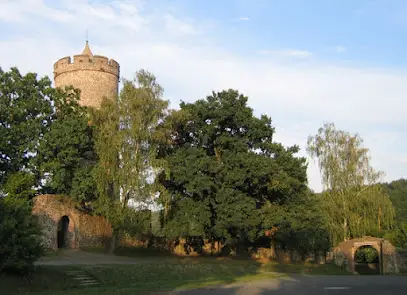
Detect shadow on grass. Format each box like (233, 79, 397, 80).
(82, 245, 176, 258)
(1, 256, 351, 295)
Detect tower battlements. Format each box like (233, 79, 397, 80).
(53, 41, 120, 109)
(53, 54, 119, 78)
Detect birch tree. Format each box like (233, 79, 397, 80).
(92, 70, 169, 253)
(307, 122, 394, 245)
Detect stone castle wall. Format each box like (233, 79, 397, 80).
(332, 237, 399, 274)
(32, 195, 112, 250)
(53, 54, 119, 109)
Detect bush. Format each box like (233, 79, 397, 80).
(355, 246, 379, 264)
(0, 197, 44, 275)
(384, 223, 407, 249)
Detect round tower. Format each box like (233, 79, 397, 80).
(53, 41, 120, 109)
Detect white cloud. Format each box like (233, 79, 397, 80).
(1, 0, 406, 192)
(237, 16, 250, 21)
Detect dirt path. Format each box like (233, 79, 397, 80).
(36, 250, 142, 265)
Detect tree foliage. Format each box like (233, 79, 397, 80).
(307, 122, 395, 245)
(157, 89, 309, 250)
(262, 191, 330, 258)
(35, 86, 97, 206)
(0, 67, 55, 189)
(0, 67, 96, 205)
(92, 70, 169, 252)
(0, 197, 44, 274)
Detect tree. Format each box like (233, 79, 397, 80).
(381, 178, 407, 248)
(0, 197, 44, 275)
(262, 191, 330, 260)
(92, 70, 169, 253)
(35, 87, 97, 207)
(382, 178, 407, 222)
(0, 67, 55, 190)
(307, 122, 395, 245)
(157, 89, 308, 252)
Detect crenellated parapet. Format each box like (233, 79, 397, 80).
(53, 54, 120, 79)
(53, 41, 120, 109)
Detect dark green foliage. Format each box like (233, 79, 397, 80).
(0, 197, 44, 275)
(0, 67, 54, 188)
(384, 222, 407, 248)
(158, 89, 308, 250)
(2, 171, 36, 199)
(36, 94, 97, 205)
(382, 178, 407, 222)
(262, 192, 331, 256)
(355, 246, 379, 264)
(381, 179, 407, 248)
(0, 67, 97, 205)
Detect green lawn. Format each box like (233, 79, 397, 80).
(0, 256, 349, 295)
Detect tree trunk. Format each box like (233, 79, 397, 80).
(108, 229, 118, 254)
(270, 237, 277, 260)
(343, 217, 348, 241)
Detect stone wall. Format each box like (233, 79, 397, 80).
(32, 194, 112, 250)
(53, 43, 120, 109)
(54, 65, 119, 109)
(396, 250, 407, 271)
(332, 237, 400, 274)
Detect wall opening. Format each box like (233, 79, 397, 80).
(354, 245, 380, 275)
(57, 216, 70, 249)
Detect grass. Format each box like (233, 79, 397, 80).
(83, 245, 174, 258)
(1, 248, 350, 295)
(1, 260, 349, 295)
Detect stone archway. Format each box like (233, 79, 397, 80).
(57, 215, 75, 249)
(333, 237, 399, 274)
(354, 244, 380, 274)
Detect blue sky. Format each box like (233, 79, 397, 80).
(1, 0, 407, 192)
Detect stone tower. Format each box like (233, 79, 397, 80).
(53, 41, 120, 109)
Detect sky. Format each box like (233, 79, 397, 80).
(1, 0, 407, 192)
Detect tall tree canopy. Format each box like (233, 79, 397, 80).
(381, 178, 407, 248)
(92, 70, 169, 252)
(0, 67, 54, 191)
(307, 122, 395, 245)
(35, 87, 97, 206)
(157, 89, 308, 249)
(0, 67, 97, 202)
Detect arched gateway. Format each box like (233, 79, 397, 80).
(32, 194, 112, 250)
(333, 237, 399, 274)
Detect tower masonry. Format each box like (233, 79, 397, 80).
(53, 41, 120, 109)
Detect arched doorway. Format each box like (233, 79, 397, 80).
(57, 216, 70, 249)
(354, 245, 380, 275)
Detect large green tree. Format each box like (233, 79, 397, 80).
(92, 70, 169, 252)
(261, 191, 330, 259)
(307, 122, 395, 245)
(0, 67, 95, 203)
(0, 197, 44, 274)
(157, 89, 308, 251)
(35, 87, 97, 206)
(381, 179, 407, 248)
(0, 67, 55, 192)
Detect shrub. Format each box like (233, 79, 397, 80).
(355, 246, 379, 264)
(384, 223, 407, 249)
(0, 197, 44, 275)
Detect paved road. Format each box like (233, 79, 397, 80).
(171, 275, 407, 295)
